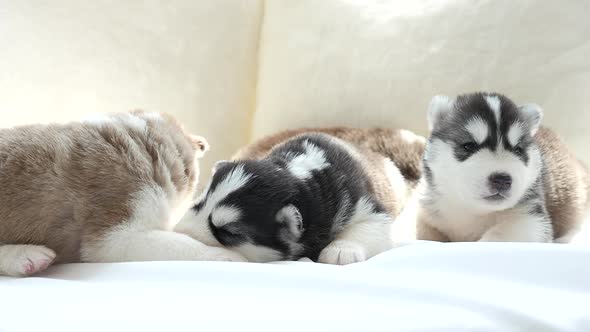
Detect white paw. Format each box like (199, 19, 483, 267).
(479, 231, 551, 243)
(205, 247, 248, 262)
(0, 245, 56, 277)
(478, 233, 504, 242)
(318, 241, 367, 265)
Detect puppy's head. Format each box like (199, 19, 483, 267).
(127, 111, 209, 218)
(175, 160, 306, 262)
(424, 92, 543, 212)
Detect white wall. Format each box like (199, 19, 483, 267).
(0, 0, 263, 187)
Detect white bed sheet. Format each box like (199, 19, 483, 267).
(1, 242, 589, 332)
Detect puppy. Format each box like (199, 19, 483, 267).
(417, 92, 590, 242)
(0, 111, 243, 277)
(176, 128, 425, 264)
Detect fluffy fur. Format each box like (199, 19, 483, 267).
(176, 128, 424, 264)
(234, 127, 426, 189)
(0, 111, 244, 277)
(417, 92, 590, 242)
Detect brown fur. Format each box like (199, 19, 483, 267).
(0, 111, 206, 264)
(232, 127, 426, 217)
(536, 128, 590, 239)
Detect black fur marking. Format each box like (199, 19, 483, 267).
(503, 132, 532, 165)
(431, 92, 536, 164)
(423, 163, 434, 185)
(192, 200, 205, 212)
(208, 216, 248, 247)
(529, 203, 546, 217)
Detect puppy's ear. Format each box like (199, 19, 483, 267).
(212, 160, 233, 174)
(427, 95, 454, 132)
(275, 204, 303, 238)
(518, 103, 543, 136)
(190, 135, 209, 158)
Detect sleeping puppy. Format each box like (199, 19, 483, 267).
(176, 128, 425, 264)
(0, 111, 244, 277)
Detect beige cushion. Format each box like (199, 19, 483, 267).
(0, 1, 262, 186)
(253, 0, 590, 164)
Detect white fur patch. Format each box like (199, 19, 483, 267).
(276, 204, 303, 237)
(82, 113, 147, 132)
(211, 205, 241, 228)
(399, 129, 424, 144)
(175, 209, 219, 247)
(518, 103, 544, 136)
(82, 113, 113, 125)
(465, 117, 489, 144)
(235, 243, 282, 263)
(561, 213, 590, 244)
(120, 113, 147, 132)
(479, 213, 552, 242)
(318, 240, 367, 265)
(81, 185, 170, 262)
(198, 165, 252, 215)
(287, 141, 330, 179)
(427, 95, 454, 131)
(319, 197, 393, 265)
(383, 159, 408, 206)
(81, 185, 246, 262)
(175, 166, 252, 247)
(507, 122, 524, 147)
(130, 185, 173, 230)
(485, 96, 501, 125)
(349, 197, 377, 224)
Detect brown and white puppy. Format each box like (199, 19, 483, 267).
(417, 92, 590, 243)
(0, 111, 243, 277)
(175, 127, 424, 264)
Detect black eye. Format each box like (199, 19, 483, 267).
(462, 142, 478, 152)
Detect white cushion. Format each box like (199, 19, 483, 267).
(1, 242, 589, 331)
(253, 0, 590, 163)
(0, 1, 263, 185)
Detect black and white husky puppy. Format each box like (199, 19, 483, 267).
(176, 133, 405, 264)
(417, 92, 589, 243)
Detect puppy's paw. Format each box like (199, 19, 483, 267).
(318, 241, 367, 265)
(297, 257, 314, 262)
(205, 247, 247, 262)
(0, 245, 56, 277)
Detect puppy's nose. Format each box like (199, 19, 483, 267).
(488, 173, 512, 192)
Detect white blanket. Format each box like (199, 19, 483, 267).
(1, 242, 589, 332)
